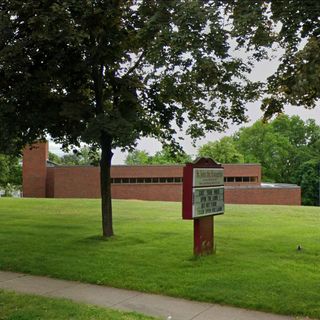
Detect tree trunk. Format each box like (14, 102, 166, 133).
(100, 133, 114, 237)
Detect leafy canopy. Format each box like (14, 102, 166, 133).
(198, 136, 244, 164)
(49, 146, 100, 166)
(125, 146, 191, 165)
(0, 1, 257, 156)
(201, 114, 320, 205)
(226, 1, 320, 116)
(0, 154, 21, 188)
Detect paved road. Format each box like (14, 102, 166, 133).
(0, 271, 309, 320)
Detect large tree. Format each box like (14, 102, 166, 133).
(0, 1, 257, 237)
(198, 136, 244, 164)
(226, 0, 320, 116)
(234, 115, 320, 204)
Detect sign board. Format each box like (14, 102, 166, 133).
(182, 158, 224, 220)
(193, 168, 224, 187)
(193, 186, 224, 218)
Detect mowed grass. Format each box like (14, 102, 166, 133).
(0, 290, 158, 320)
(1, 198, 320, 318)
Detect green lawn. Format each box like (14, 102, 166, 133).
(1, 198, 320, 318)
(0, 290, 157, 320)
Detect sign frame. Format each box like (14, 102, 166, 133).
(182, 157, 224, 255)
(182, 158, 224, 220)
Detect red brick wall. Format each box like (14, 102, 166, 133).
(48, 165, 300, 205)
(23, 142, 48, 198)
(53, 166, 100, 198)
(225, 187, 301, 205)
(22, 144, 301, 205)
(48, 166, 182, 201)
(46, 168, 55, 198)
(112, 184, 181, 201)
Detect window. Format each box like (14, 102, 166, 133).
(225, 176, 257, 184)
(111, 177, 183, 184)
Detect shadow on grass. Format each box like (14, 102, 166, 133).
(84, 235, 115, 241)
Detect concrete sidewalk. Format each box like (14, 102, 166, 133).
(0, 271, 307, 320)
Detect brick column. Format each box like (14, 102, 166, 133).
(22, 141, 48, 198)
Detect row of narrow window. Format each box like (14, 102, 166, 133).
(225, 176, 258, 183)
(110, 176, 258, 184)
(111, 177, 183, 184)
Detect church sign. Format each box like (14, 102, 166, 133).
(182, 158, 224, 255)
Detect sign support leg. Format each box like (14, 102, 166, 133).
(194, 216, 214, 255)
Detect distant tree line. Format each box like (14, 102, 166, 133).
(127, 115, 320, 206)
(0, 155, 21, 195)
(49, 146, 100, 166)
(125, 146, 192, 165)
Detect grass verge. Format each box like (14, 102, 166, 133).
(0, 290, 157, 320)
(0, 198, 320, 318)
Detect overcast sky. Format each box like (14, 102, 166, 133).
(50, 52, 320, 164)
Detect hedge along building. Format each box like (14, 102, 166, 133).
(23, 141, 301, 205)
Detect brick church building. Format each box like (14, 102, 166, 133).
(22, 141, 301, 205)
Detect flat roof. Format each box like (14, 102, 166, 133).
(47, 162, 261, 168)
(226, 183, 300, 190)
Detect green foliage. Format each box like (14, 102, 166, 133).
(2, 198, 320, 318)
(125, 150, 151, 165)
(49, 146, 100, 166)
(226, 1, 320, 116)
(234, 120, 294, 182)
(151, 146, 192, 164)
(48, 152, 62, 165)
(0, 1, 256, 155)
(198, 115, 320, 205)
(198, 137, 244, 163)
(0, 154, 21, 188)
(234, 115, 320, 205)
(294, 160, 320, 207)
(125, 147, 192, 165)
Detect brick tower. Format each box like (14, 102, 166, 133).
(22, 141, 48, 197)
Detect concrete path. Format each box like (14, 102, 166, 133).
(0, 271, 308, 320)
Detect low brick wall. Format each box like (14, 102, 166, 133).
(225, 187, 301, 206)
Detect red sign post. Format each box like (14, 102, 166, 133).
(182, 158, 224, 255)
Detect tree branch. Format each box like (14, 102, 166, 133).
(124, 50, 146, 77)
